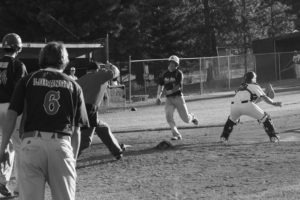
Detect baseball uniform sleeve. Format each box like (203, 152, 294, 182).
(98, 69, 114, 82)
(158, 72, 165, 86)
(175, 70, 183, 86)
(252, 84, 266, 97)
(9, 78, 26, 115)
(74, 87, 89, 127)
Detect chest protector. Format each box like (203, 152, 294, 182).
(236, 83, 258, 101)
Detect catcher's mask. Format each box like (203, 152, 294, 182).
(244, 71, 257, 83)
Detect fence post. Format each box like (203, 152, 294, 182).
(227, 55, 231, 89)
(278, 52, 281, 81)
(129, 56, 132, 103)
(199, 58, 203, 94)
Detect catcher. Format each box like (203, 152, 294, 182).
(220, 71, 282, 143)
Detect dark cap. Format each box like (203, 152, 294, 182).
(87, 62, 100, 71)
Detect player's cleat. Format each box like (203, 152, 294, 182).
(120, 143, 126, 152)
(191, 114, 199, 125)
(171, 135, 182, 140)
(115, 153, 123, 160)
(219, 137, 229, 144)
(269, 134, 280, 143)
(0, 183, 13, 197)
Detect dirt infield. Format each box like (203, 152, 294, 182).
(39, 89, 300, 199)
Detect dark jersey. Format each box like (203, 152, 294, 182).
(9, 68, 89, 135)
(0, 56, 27, 102)
(77, 68, 114, 106)
(158, 69, 183, 97)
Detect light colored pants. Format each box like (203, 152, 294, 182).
(0, 103, 21, 186)
(19, 132, 76, 200)
(229, 102, 265, 122)
(165, 95, 193, 137)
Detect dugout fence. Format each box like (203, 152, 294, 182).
(125, 51, 300, 103)
(128, 54, 256, 102)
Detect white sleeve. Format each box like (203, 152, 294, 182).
(252, 84, 266, 97)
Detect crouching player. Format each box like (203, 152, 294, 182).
(220, 71, 282, 143)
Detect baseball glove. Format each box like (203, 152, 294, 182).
(156, 98, 162, 105)
(265, 84, 275, 99)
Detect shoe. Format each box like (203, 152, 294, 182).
(191, 114, 199, 125)
(219, 137, 228, 144)
(0, 183, 12, 197)
(115, 153, 123, 160)
(171, 135, 182, 140)
(120, 143, 126, 152)
(270, 134, 280, 143)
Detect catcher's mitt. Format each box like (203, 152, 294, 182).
(156, 98, 162, 105)
(265, 84, 275, 99)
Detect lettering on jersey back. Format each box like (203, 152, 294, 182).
(33, 78, 73, 91)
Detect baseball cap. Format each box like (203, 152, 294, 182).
(87, 62, 100, 71)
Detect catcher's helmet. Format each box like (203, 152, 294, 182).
(168, 55, 180, 65)
(2, 33, 22, 51)
(244, 71, 257, 83)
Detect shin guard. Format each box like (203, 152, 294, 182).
(263, 117, 279, 141)
(220, 118, 236, 140)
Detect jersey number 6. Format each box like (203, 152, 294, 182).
(43, 90, 61, 115)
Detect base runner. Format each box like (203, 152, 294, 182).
(156, 55, 199, 140)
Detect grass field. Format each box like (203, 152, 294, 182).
(41, 89, 300, 199)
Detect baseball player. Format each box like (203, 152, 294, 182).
(156, 55, 199, 140)
(220, 71, 282, 143)
(0, 41, 89, 200)
(0, 33, 27, 197)
(77, 61, 125, 160)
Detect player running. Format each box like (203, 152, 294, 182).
(220, 71, 282, 143)
(0, 33, 27, 197)
(156, 55, 199, 140)
(77, 61, 125, 160)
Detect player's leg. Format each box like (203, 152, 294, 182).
(165, 97, 181, 140)
(18, 137, 46, 200)
(220, 104, 241, 142)
(78, 104, 97, 157)
(9, 114, 22, 195)
(94, 121, 124, 160)
(243, 103, 279, 142)
(174, 96, 198, 125)
(48, 138, 76, 200)
(78, 127, 96, 157)
(0, 103, 15, 196)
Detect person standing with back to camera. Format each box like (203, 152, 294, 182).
(220, 71, 282, 143)
(0, 33, 27, 197)
(156, 55, 199, 140)
(0, 41, 89, 200)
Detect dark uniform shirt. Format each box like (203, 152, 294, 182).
(77, 68, 113, 107)
(0, 56, 27, 102)
(159, 69, 183, 97)
(9, 68, 89, 135)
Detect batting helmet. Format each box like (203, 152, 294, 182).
(244, 71, 257, 83)
(2, 33, 22, 51)
(168, 55, 180, 65)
